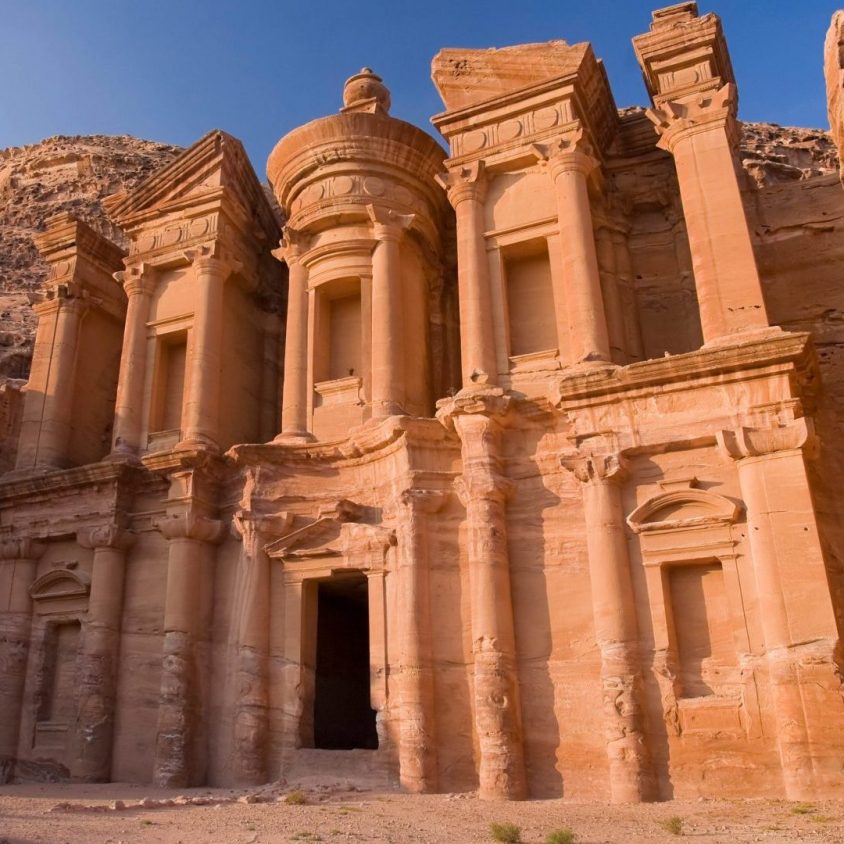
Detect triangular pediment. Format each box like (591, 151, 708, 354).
(104, 129, 280, 242)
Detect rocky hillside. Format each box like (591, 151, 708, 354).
(0, 124, 839, 384)
(0, 135, 180, 380)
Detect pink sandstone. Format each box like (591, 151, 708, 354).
(1, 1, 844, 806)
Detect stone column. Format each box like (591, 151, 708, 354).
(72, 524, 134, 782)
(439, 391, 526, 799)
(395, 488, 447, 793)
(561, 451, 653, 803)
(368, 206, 414, 417)
(181, 253, 230, 450)
(229, 509, 287, 786)
(153, 512, 223, 788)
(111, 264, 155, 456)
(15, 290, 88, 470)
(648, 88, 769, 344)
(436, 163, 498, 389)
(275, 229, 312, 439)
(0, 538, 45, 783)
(718, 419, 844, 798)
(541, 128, 611, 365)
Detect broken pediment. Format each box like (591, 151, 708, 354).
(103, 129, 280, 244)
(264, 499, 371, 560)
(431, 41, 590, 112)
(627, 488, 740, 534)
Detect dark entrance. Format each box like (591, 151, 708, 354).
(313, 574, 378, 749)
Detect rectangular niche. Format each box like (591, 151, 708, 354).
(668, 562, 737, 698)
(315, 278, 363, 384)
(503, 238, 557, 357)
(38, 620, 81, 725)
(150, 330, 187, 434)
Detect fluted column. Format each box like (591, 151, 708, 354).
(181, 253, 230, 450)
(561, 451, 653, 803)
(72, 524, 134, 781)
(0, 538, 45, 783)
(275, 228, 312, 439)
(541, 128, 611, 365)
(437, 163, 497, 389)
(440, 391, 526, 799)
(648, 88, 770, 344)
(395, 488, 447, 793)
(153, 512, 223, 787)
(368, 205, 414, 417)
(718, 419, 844, 798)
(111, 264, 155, 456)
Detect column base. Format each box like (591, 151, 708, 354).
(271, 431, 316, 444)
(702, 325, 786, 349)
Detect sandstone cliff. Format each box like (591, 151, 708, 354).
(0, 135, 180, 380)
(0, 125, 838, 384)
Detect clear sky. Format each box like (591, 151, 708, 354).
(1, 0, 840, 174)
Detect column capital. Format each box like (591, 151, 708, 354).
(155, 512, 225, 543)
(561, 450, 629, 485)
(717, 418, 817, 461)
(398, 487, 449, 515)
(436, 387, 512, 431)
(367, 204, 415, 241)
(184, 248, 239, 279)
(77, 523, 135, 552)
(0, 537, 46, 562)
(272, 226, 311, 266)
(646, 83, 738, 153)
(118, 262, 157, 297)
(435, 161, 487, 207)
(533, 125, 599, 179)
(231, 509, 293, 552)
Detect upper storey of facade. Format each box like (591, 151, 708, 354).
(2, 1, 810, 475)
(267, 70, 453, 440)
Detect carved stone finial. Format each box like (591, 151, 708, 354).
(342, 67, 391, 115)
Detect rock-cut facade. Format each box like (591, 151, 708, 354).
(3, 2, 844, 801)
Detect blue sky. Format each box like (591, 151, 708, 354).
(1, 1, 840, 175)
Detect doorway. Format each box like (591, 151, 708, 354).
(313, 574, 378, 749)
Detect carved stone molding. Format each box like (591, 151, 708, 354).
(560, 450, 627, 485)
(155, 513, 225, 544)
(717, 418, 817, 462)
(0, 538, 46, 562)
(76, 524, 135, 552)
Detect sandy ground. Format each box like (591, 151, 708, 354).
(1, 782, 843, 844)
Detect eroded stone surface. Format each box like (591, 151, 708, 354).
(1, 1, 844, 806)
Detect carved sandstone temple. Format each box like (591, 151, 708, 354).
(2, 2, 844, 801)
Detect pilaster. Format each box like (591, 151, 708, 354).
(718, 417, 844, 798)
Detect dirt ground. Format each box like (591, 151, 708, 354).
(1, 782, 843, 844)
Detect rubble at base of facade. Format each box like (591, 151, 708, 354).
(2, 1, 844, 803)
